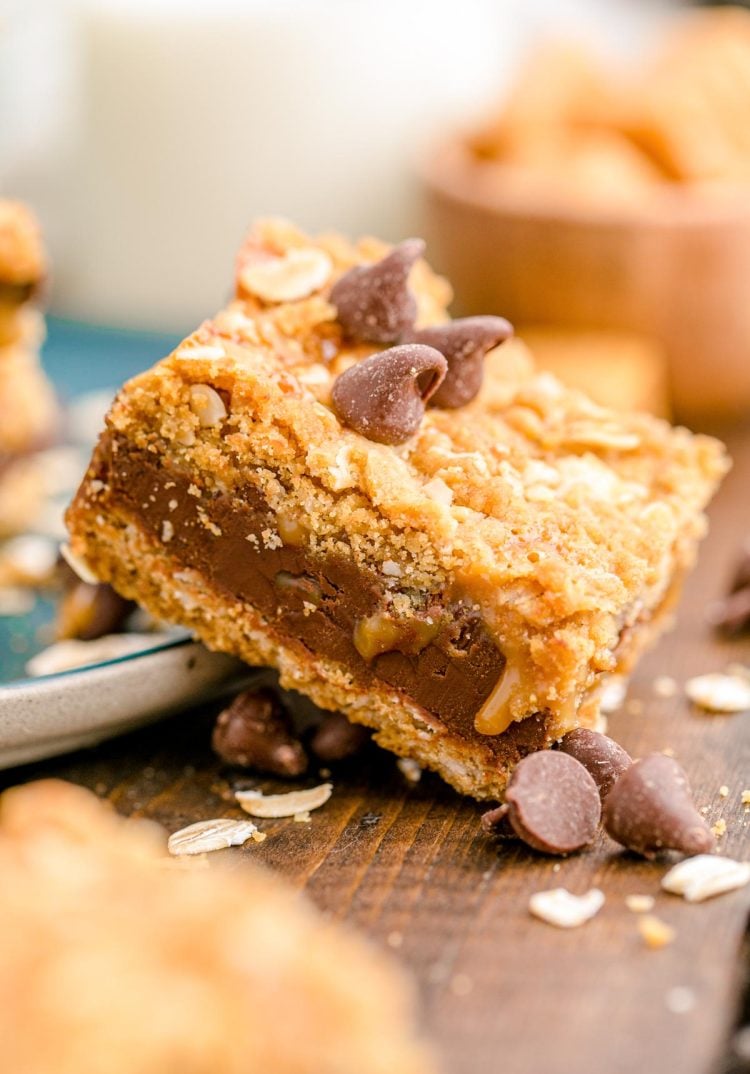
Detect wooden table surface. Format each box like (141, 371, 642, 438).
(4, 424, 750, 1074)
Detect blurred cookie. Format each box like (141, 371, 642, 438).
(0, 779, 434, 1074)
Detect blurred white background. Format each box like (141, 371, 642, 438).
(1, 0, 679, 330)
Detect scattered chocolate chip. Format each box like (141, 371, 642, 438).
(558, 728, 632, 802)
(331, 344, 446, 444)
(330, 239, 424, 343)
(211, 688, 308, 777)
(480, 803, 514, 837)
(504, 751, 601, 855)
(709, 588, 750, 635)
(404, 316, 513, 408)
(309, 712, 371, 763)
(603, 753, 714, 858)
(709, 541, 750, 635)
(56, 579, 133, 641)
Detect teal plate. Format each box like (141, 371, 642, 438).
(1, 316, 181, 684)
(0, 319, 245, 768)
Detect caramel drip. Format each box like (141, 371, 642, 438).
(474, 664, 521, 736)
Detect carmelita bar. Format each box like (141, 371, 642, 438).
(66, 219, 727, 799)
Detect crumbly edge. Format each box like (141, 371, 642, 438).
(67, 490, 598, 799)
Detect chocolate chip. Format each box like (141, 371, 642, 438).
(330, 239, 424, 343)
(709, 541, 750, 636)
(480, 803, 514, 836)
(309, 712, 371, 763)
(709, 587, 750, 636)
(404, 316, 513, 408)
(211, 688, 308, 777)
(331, 344, 446, 444)
(558, 728, 632, 802)
(504, 751, 601, 855)
(56, 579, 133, 641)
(603, 753, 714, 859)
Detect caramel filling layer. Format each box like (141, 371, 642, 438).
(102, 435, 522, 747)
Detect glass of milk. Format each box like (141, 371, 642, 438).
(6, 0, 519, 329)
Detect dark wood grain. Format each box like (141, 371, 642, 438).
(4, 425, 750, 1074)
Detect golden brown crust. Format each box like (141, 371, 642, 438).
(0, 779, 434, 1074)
(67, 219, 727, 796)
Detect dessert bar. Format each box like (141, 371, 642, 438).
(67, 219, 727, 798)
(0, 200, 57, 536)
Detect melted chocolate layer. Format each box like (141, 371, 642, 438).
(102, 436, 545, 756)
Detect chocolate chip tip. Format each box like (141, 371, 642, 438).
(392, 237, 426, 265)
(330, 239, 426, 344)
(480, 802, 510, 835)
(602, 753, 713, 859)
(405, 314, 515, 410)
(558, 727, 632, 803)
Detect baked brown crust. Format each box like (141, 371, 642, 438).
(67, 219, 728, 798)
(0, 779, 434, 1074)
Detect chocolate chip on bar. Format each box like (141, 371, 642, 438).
(309, 712, 371, 763)
(603, 753, 714, 858)
(404, 316, 513, 409)
(558, 728, 632, 802)
(330, 239, 424, 343)
(503, 751, 602, 855)
(331, 344, 446, 444)
(212, 687, 308, 777)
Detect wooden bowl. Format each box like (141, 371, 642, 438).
(420, 140, 750, 423)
